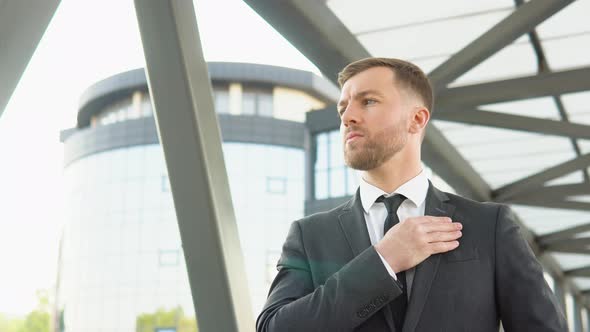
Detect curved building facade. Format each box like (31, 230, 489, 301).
(55, 63, 337, 331)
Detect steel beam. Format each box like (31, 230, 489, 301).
(565, 266, 590, 278)
(244, 0, 491, 201)
(435, 110, 590, 139)
(134, 1, 253, 331)
(0, 0, 60, 117)
(544, 237, 590, 253)
(494, 154, 590, 201)
(574, 296, 584, 332)
(508, 196, 590, 212)
(428, 0, 574, 88)
(539, 223, 590, 246)
(514, 183, 590, 201)
(436, 67, 590, 110)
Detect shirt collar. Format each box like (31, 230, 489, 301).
(359, 170, 429, 213)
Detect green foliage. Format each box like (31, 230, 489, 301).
(18, 310, 50, 332)
(0, 313, 25, 332)
(136, 307, 198, 332)
(0, 290, 50, 332)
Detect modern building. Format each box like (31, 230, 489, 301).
(55, 62, 336, 331)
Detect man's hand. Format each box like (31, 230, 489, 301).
(375, 216, 462, 273)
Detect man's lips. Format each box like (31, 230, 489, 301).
(346, 132, 363, 142)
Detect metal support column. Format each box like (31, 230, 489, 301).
(554, 277, 569, 320)
(134, 1, 253, 331)
(574, 296, 584, 332)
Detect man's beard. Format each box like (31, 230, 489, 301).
(344, 123, 408, 171)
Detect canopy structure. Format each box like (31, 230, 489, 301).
(243, 0, 590, 316)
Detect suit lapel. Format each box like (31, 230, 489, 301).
(337, 190, 372, 257)
(337, 190, 396, 331)
(402, 182, 456, 332)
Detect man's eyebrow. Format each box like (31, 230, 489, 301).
(355, 89, 385, 99)
(338, 89, 384, 109)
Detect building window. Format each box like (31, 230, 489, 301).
(91, 91, 155, 127)
(266, 177, 287, 194)
(158, 249, 180, 267)
(213, 86, 230, 114)
(242, 88, 273, 117)
(314, 130, 358, 200)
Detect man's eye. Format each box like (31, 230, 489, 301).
(364, 99, 376, 105)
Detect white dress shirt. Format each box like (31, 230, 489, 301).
(359, 170, 429, 298)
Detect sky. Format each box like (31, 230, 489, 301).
(0, 0, 319, 315)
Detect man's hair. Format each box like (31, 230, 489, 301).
(337, 57, 434, 113)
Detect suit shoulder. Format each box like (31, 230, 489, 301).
(295, 200, 351, 228)
(444, 191, 507, 218)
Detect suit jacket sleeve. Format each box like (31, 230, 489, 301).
(256, 220, 403, 332)
(495, 205, 568, 331)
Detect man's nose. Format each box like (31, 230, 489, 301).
(341, 104, 359, 126)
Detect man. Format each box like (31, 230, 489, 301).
(256, 58, 567, 331)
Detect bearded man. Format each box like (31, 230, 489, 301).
(256, 58, 567, 332)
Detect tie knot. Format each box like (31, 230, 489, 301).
(376, 194, 407, 215)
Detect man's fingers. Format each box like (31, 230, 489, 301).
(411, 216, 453, 224)
(428, 240, 459, 254)
(425, 231, 462, 243)
(420, 222, 462, 233)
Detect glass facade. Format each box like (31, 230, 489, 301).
(56, 141, 304, 331)
(91, 92, 153, 127)
(242, 88, 273, 117)
(212, 86, 230, 114)
(314, 130, 359, 199)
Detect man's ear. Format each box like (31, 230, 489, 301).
(409, 106, 430, 134)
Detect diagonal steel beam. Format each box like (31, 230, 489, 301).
(515, 183, 590, 201)
(428, 0, 575, 89)
(538, 222, 590, 246)
(565, 266, 590, 278)
(507, 196, 590, 211)
(243, 0, 368, 85)
(436, 67, 590, 110)
(544, 237, 590, 253)
(494, 153, 590, 201)
(134, 1, 253, 331)
(435, 109, 590, 139)
(244, 0, 490, 201)
(0, 0, 61, 117)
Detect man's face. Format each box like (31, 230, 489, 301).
(337, 66, 411, 171)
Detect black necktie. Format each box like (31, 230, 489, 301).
(376, 194, 408, 331)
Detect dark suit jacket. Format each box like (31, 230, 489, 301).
(257, 182, 567, 331)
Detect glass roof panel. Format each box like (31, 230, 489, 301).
(542, 34, 590, 70)
(356, 10, 511, 62)
(551, 253, 590, 270)
(562, 91, 590, 117)
(480, 97, 561, 120)
(546, 171, 586, 186)
(451, 40, 537, 86)
(326, 0, 513, 35)
(572, 278, 590, 291)
(512, 205, 590, 235)
(536, 0, 590, 38)
(437, 124, 577, 188)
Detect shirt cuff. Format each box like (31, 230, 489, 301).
(377, 251, 397, 280)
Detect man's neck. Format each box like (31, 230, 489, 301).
(361, 155, 422, 194)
